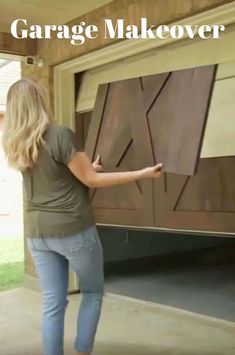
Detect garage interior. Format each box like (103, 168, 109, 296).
(100, 228, 235, 322)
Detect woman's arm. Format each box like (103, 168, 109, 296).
(68, 152, 163, 188)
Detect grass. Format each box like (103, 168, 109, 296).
(0, 239, 24, 291)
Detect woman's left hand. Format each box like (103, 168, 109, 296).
(92, 155, 103, 172)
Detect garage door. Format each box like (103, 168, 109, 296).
(75, 35, 235, 234)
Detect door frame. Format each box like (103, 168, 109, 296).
(53, 1, 235, 237)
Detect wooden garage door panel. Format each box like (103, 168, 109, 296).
(95, 82, 132, 169)
(154, 157, 235, 233)
(85, 81, 154, 227)
(175, 157, 235, 212)
(125, 78, 154, 168)
(83, 65, 230, 231)
(148, 65, 216, 175)
(85, 84, 109, 160)
(87, 66, 215, 176)
(91, 182, 143, 209)
(90, 140, 142, 210)
(141, 72, 170, 112)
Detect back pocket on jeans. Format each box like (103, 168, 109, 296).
(61, 233, 84, 254)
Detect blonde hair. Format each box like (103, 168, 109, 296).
(2, 78, 51, 171)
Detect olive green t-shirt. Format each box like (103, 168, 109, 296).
(22, 123, 95, 238)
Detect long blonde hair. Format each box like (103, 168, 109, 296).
(2, 78, 51, 171)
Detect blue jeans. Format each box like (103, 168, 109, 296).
(27, 226, 104, 355)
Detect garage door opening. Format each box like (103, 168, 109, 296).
(99, 228, 235, 322)
(0, 57, 23, 291)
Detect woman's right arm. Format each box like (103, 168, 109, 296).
(68, 152, 163, 188)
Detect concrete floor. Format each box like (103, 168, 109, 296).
(105, 247, 235, 321)
(1, 287, 235, 355)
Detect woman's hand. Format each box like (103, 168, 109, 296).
(141, 163, 163, 179)
(68, 151, 163, 188)
(92, 155, 103, 172)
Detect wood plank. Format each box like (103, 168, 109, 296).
(38, 0, 234, 65)
(126, 78, 155, 225)
(85, 84, 109, 159)
(85, 79, 155, 227)
(154, 157, 235, 234)
(148, 65, 216, 175)
(142, 73, 170, 113)
(75, 111, 92, 149)
(0, 32, 37, 56)
(94, 81, 132, 170)
(176, 157, 235, 212)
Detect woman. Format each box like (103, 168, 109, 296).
(2, 78, 162, 355)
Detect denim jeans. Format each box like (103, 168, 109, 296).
(27, 226, 104, 355)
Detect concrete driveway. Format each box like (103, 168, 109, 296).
(1, 287, 235, 355)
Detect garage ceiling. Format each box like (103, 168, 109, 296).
(0, 0, 113, 32)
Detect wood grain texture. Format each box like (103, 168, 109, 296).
(85, 84, 109, 160)
(0, 32, 37, 56)
(148, 65, 216, 175)
(75, 111, 92, 149)
(88, 65, 216, 176)
(154, 157, 235, 234)
(84, 78, 155, 227)
(36, 0, 234, 65)
(176, 157, 235, 212)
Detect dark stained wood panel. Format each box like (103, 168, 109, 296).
(141, 72, 170, 111)
(95, 82, 132, 170)
(85, 81, 155, 227)
(0, 32, 37, 56)
(154, 157, 235, 234)
(75, 111, 92, 148)
(148, 66, 216, 175)
(88, 65, 216, 176)
(175, 157, 235, 212)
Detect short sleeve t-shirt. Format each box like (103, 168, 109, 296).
(22, 123, 95, 238)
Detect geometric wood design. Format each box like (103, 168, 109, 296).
(75, 111, 92, 149)
(86, 64, 216, 175)
(154, 157, 235, 234)
(77, 65, 235, 234)
(176, 157, 235, 212)
(147, 65, 216, 175)
(85, 82, 155, 227)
